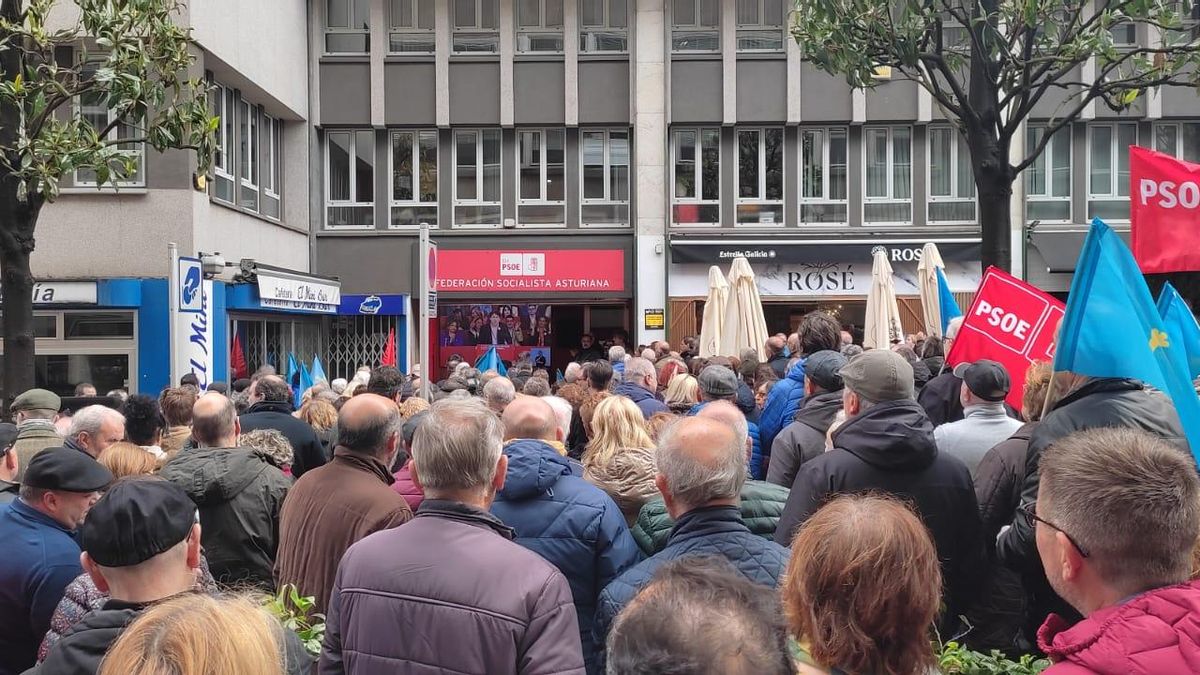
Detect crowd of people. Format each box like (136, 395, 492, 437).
(0, 310, 1198, 675)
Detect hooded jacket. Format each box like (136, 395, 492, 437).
(918, 372, 965, 427)
(239, 400, 327, 479)
(612, 382, 669, 420)
(491, 439, 642, 674)
(766, 389, 843, 489)
(1038, 580, 1200, 674)
(320, 500, 585, 675)
(758, 359, 807, 460)
(630, 480, 789, 556)
(773, 399, 983, 623)
(159, 447, 290, 589)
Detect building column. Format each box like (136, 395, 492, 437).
(435, 0, 450, 127)
(369, 0, 386, 127)
(500, 0, 515, 126)
(722, 0, 737, 125)
(564, 0, 579, 126)
(634, 0, 667, 345)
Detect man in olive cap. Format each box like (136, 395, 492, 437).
(0, 423, 21, 504)
(9, 389, 63, 482)
(0, 448, 112, 675)
(773, 349, 983, 634)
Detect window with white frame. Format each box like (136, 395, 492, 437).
(210, 84, 236, 203)
(863, 126, 912, 223)
(326, 130, 376, 228)
(518, 0, 564, 52)
(672, 0, 720, 52)
(260, 115, 282, 220)
(1154, 121, 1200, 163)
(799, 127, 848, 225)
(672, 128, 721, 225)
(390, 0, 435, 53)
(238, 99, 259, 212)
(518, 129, 566, 226)
(209, 80, 282, 221)
(928, 126, 976, 223)
(325, 0, 370, 53)
(75, 61, 144, 188)
(454, 0, 500, 53)
(736, 0, 784, 51)
(454, 129, 502, 226)
(737, 128, 784, 225)
(580, 0, 628, 52)
(581, 129, 630, 226)
(1167, 1, 1200, 45)
(1088, 122, 1137, 221)
(391, 130, 439, 228)
(1025, 124, 1071, 222)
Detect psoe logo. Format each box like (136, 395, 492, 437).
(359, 295, 383, 315)
(499, 253, 546, 276)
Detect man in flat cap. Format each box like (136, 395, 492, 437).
(9, 389, 63, 482)
(0, 423, 21, 505)
(0, 448, 112, 675)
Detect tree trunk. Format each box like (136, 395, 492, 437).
(0, 209, 39, 410)
(978, 176, 1013, 273)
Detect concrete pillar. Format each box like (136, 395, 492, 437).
(500, 0, 515, 126)
(564, 0, 578, 126)
(369, 0, 386, 126)
(435, 0, 450, 127)
(634, 0, 667, 345)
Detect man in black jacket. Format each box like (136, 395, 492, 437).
(240, 376, 326, 478)
(766, 350, 845, 489)
(774, 350, 983, 630)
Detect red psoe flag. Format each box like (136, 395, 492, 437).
(230, 333, 248, 380)
(1131, 145, 1200, 274)
(381, 327, 397, 367)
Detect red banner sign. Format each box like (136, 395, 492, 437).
(435, 249, 626, 293)
(1131, 145, 1200, 274)
(947, 267, 1065, 412)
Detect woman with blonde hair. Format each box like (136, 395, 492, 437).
(97, 442, 159, 478)
(99, 594, 297, 675)
(663, 373, 700, 414)
(583, 395, 658, 524)
(298, 397, 338, 459)
(782, 494, 941, 675)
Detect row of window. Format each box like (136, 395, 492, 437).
(324, 0, 785, 55)
(210, 83, 284, 221)
(324, 127, 631, 228)
(325, 122, 1200, 229)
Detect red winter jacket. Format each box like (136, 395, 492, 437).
(1038, 580, 1200, 674)
(390, 460, 424, 511)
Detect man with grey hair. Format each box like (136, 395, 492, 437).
(1031, 427, 1200, 673)
(65, 405, 125, 458)
(608, 346, 627, 382)
(482, 376, 516, 414)
(522, 377, 551, 397)
(773, 349, 982, 633)
(542, 396, 574, 444)
(595, 417, 789, 658)
(613, 357, 668, 420)
(321, 398, 585, 674)
(563, 362, 583, 384)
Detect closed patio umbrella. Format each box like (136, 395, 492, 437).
(917, 242, 947, 337)
(864, 247, 905, 350)
(719, 256, 770, 360)
(698, 265, 729, 358)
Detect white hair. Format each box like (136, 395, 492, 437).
(542, 396, 573, 442)
(411, 398, 503, 494)
(608, 345, 627, 363)
(657, 416, 747, 511)
(640, 348, 656, 361)
(564, 362, 583, 384)
(330, 378, 348, 394)
(483, 377, 516, 409)
(946, 316, 965, 340)
(68, 405, 124, 440)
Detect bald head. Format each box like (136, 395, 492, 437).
(502, 395, 560, 442)
(656, 416, 746, 515)
(766, 336, 785, 357)
(192, 393, 237, 448)
(337, 393, 401, 461)
(695, 400, 749, 447)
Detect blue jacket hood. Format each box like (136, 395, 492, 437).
(614, 381, 654, 403)
(786, 357, 806, 382)
(499, 439, 573, 500)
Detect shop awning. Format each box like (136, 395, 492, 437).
(669, 237, 981, 265)
(231, 262, 342, 314)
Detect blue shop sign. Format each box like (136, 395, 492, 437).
(338, 294, 409, 316)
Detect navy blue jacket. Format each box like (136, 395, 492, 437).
(0, 500, 83, 675)
(758, 358, 806, 459)
(594, 506, 789, 656)
(613, 382, 669, 420)
(491, 439, 642, 675)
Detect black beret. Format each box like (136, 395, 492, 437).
(23, 447, 113, 492)
(81, 478, 197, 567)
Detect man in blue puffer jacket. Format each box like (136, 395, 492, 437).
(491, 396, 642, 675)
(757, 311, 843, 466)
(688, 366, 763, 478)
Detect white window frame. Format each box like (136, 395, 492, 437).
(862, 125, 913, 225)
(1153, 121, 1200, 162)
(517, 0, 565, 53)
(262, 116, 280, 199)
(1167, 1, 1200, 45)
(671, 127, 722, 227)
(926, 125, 976, 224)
(453, 128, 503, 229)
(324, 0, 370, 54)
(453, 0, 501, 54)
(325, 129, 376, 230)
(799, 127, 849, 226)
(1025, 123, 1072, 224)
(580, 128, 630, 228)
(1086, 122, 1137, 222)
(389, 129, 439, 230)
(73, 59, 145, 189)
(517, 129, 566, 204)
(579, 0, 629, 53)
(735, 127, 784, 227)
(672, 0, 721, 52)
(735, 0, 785, 52)
(389, 0, 436, 53)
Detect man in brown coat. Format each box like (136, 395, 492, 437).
(275, 393, 412, 613)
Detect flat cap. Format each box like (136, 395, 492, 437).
(698, 365, 738, 398)
(23, 447, 113, 492)
(805, 351, 847, 392)
(82, 478, 196, 567)
(839, 350, 915, 402)
(11, 388, 61, 413)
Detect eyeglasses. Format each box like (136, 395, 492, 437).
(1018, 502, 1090, 558)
